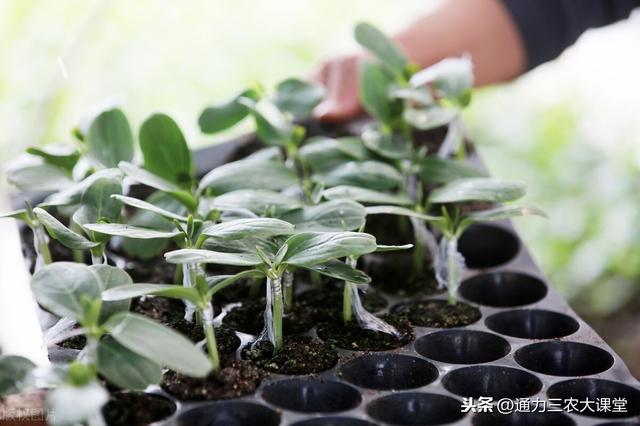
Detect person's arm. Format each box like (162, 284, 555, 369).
(314, 0, 640, 122)
(502, 0, 640, 70)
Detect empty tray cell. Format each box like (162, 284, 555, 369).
(460, 272, 547, 307)
(485, 309, 579, 339)
(339, 354, 438, 390)
(262, 378, 361, 413)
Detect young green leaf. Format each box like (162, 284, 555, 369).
(139, 113, 194, 186)
(118, 162, 198, 211)
(304, 259, 371, 285)
(323, 185, 412, 206)
(279, 199, 366, 232)
(410, 56, 474, 107)
(103, 312, 211, 377)
(358, 61, 396, 125)
(103, 284, 200, 305)
(201, 218, 295, 240)
(403, 106, 456, 130)
(320, 161, 403, 191)
(0, 355, 36, 396)
(429, 178, 527, 204)
(90, 264, 133, 321)
(97, 337, 163, 391)
(283, 231, 377, 267)
(83, 223, 182, 239)
(26, 144, 80, 171)
(198, 89, 258, 134)
(6, 162, 73, 192)
(33, 207, 99, 250)
(239, 98, 294, 146)
(31, 262, 101, 321)
(121, 192, 190, 259)
(87, 108, 134, 168)
(72, 176, 123, 231)
(198, 159, 297, 195)
(165, 248, 261, 266)
(298, 136, 369, 173)
(0, 208, 32, 224)
(362, 124, 411, 160)
(375, 244, 414, 252)
(206, 189, 301, 217)
(113, 194, 190, 222)
(206, 269, 264, 298)
(273, 78, 325, 119)
(416, 156, 485, 184)
(465, 205, 547, 222)
(354, 22, 407, 77)
(42, 168, 123, 208)
(364, 205, 439, 221)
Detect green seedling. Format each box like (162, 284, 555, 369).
(30, 262, 210, 425)
(166, 230, 377, 352)
(426, 178, 546, 304)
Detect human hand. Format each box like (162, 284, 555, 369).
(311, 54, 363, 122)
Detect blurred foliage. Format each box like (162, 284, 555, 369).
(2, 0, 640, 316)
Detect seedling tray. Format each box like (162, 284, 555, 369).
(15, 131, 640, 426)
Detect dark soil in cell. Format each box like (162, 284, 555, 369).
(222, 299, 315, 335)
(392, 299, 481, 328)
(119, 256, 176, 284)
(242, 336, 338, 375)
(317, 315, 414, 351)
(102, 391, 176, 426)
(297, 287, 387, 322)
(132, 296, 187, 324)
(162, 358, 264, 401)
(132, 296, 238, 351)
(364, 214, 414, 247)
(413, 125, 449, 153)
(363, 251, 441, 297)
(58, 334, 87, 350)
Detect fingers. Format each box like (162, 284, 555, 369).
(312, 55, 363, 123)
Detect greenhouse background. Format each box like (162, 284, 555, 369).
(1, 0, 639, 377)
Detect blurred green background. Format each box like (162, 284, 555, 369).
(1, 1, 639, 374)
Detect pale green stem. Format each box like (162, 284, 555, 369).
(270, 276, 284, 352)
(201, 303, 219, 373)
(182, 263, 198, 322)
(447, 237, 459, 305)
(342, 282, 353, 323)
(283, 270, 294, 310)
(90, 245, 105, 265)
(33, 223, 52, 269)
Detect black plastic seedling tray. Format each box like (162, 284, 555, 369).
(15, 131, 640, 426)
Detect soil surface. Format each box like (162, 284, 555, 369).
(297, 287, 387, 322)
(363, 251, 441, 297)
(58, 334, 87, 350)
(119, 256, 176, 284)
(102, 391, 176, 426)
(222, 299, 315, 335)
(316, 315, 414, 351)
(242, 336, 338, 375)
(133, 296, 238, 352)
(162, 359, 264, 401)
(392, 299, 481, 328)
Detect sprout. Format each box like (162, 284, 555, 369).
(427, 178, 546, 304)
(30, 262, 209, 425)
(166, 230, 376, 352)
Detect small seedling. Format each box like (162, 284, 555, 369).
(427, 177, 546, 304)
(30, 262, 210, 425)
(166, 230, 377, 352)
